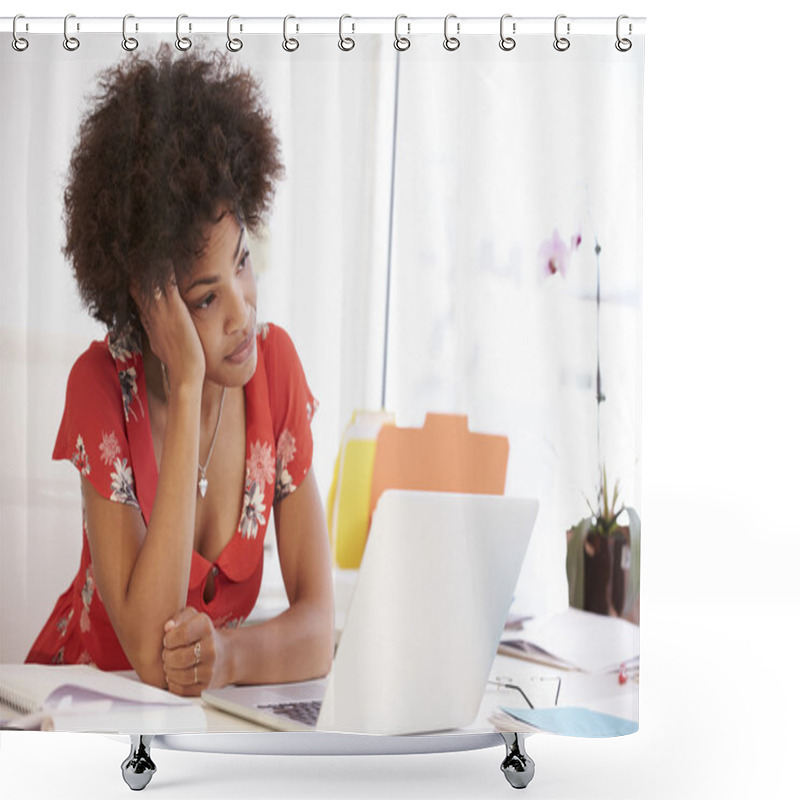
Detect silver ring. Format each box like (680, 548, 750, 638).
(553, 14, 570, 52)
(227, 15, 243, 52)
(63, 14, 80, 52)
(443, 14, 460, 52)
(282, 15, 299, 52)
(394, 15, 410, 51)
(175, 14, 192, 51)
(499, 14, 516, 51)
(193, 665, 198, 684)
(338, 14, 355, 51)
(122, 14, 138, 52)
(615, 15, 632, 52)
(194, 641, 201, 664)
(12, 15, 29, 52)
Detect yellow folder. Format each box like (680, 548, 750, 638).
(326, 410, 395, 569)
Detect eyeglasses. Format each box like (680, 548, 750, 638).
(488, 676, 562, 709)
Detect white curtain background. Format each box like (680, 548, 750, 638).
(386, 36, 642, 612)
(0, 30, 642, 660)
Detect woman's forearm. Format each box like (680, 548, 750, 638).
(219, 598, 335, 686)
(118, 381, 202, 683)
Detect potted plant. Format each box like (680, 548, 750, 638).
(566, 467, 640, 623)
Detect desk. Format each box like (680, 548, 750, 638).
(1, 650, 636, 736)
(2, 563, 638, 736)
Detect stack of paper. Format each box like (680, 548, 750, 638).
(499, 607, 639, 674)
(0, 664, 206, 733)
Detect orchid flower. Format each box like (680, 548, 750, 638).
(538, 228, 580, 279)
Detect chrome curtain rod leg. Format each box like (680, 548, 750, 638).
(121, 735, 157, 791)
(499, 732, 535, 789)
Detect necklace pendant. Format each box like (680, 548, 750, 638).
(197, 387, 225, 501)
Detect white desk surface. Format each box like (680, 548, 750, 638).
(1, 653, 637, 735)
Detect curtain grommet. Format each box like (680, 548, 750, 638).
(175, 14, 192, 51)
(122, 14, 138, 52)
(394, 15, 411, 51)
(282, 15, 299, 52)
(615, 15, 632, 52)
(63, 13, 80, 52)
(226, 15, 243, 52)
(338, 14, 355, 51)
(12, 14, 29, 51)
(443, 14, 460, 51)
(499, 14, 516, 51)
(553, 14, 570, 52)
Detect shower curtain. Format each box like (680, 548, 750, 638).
(1, 16, 643, 742)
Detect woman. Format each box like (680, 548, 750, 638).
(25, 47, 335, 696)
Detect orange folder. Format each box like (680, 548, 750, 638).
(369, 413, 509, 521)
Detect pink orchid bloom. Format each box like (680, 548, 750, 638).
(538, 228, 571, 278)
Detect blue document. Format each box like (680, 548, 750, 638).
(501, 706, 638, 738)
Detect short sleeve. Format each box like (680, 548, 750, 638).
(261, 324, 318, 503)
(52, 342, 140, 509)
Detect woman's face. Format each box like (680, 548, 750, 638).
(180, 212, 258, 387)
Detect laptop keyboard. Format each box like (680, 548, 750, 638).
(258, 700, 322, 727)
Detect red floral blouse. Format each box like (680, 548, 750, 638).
(26, 323, 317, 670)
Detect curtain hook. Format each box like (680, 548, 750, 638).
(283, 15, 299, 52)
(394, 14, 411, 51)
(227, 15, 243, 52)
(615, 15, 632, 52)
(443, 13, 460, 51)
(553, 14, 570, 52)
(175, 14, 192, 51)
(12, 14, 29, 52)
(63, 13, 80, 51)
(122, 14, 139, 52)
(338, 14, 355, 51)
(499, 13, 516, 51)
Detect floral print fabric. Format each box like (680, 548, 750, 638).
(25, 322, 317, 671)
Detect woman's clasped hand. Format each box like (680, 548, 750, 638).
(162, 607, 228, 695)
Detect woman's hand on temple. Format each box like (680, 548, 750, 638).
(162, 607, 231, 696)
(132, 277, 205, 390)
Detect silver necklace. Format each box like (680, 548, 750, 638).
(161, 362, 226, 498)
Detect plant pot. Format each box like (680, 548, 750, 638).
(566, 514, 640, 624)
(583, 529, 629, 617)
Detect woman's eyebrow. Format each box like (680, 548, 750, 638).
(186, 227, 247, 293)
(186, 274, 219, 292)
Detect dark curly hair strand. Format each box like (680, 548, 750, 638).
(63, 44, 283, 333)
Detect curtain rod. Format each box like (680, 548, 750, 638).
(1, 16, 646, 37)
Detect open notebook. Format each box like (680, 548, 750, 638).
(203, 490, 538, 735)
(0, 664, 205, 733)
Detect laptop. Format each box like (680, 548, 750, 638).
(202, 489, 538, 735)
